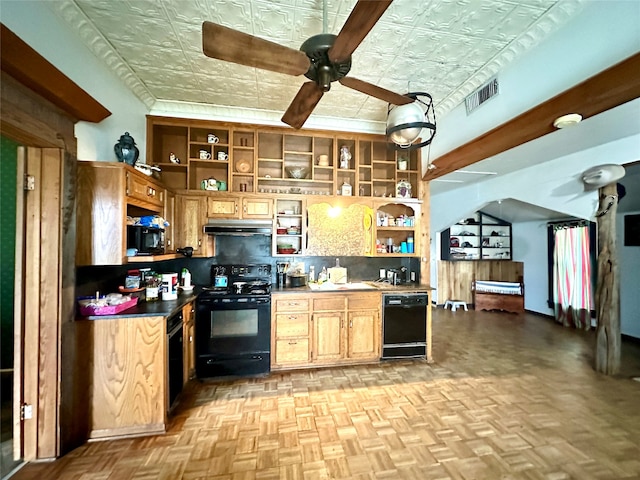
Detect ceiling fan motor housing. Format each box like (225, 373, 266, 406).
(300, 34, 351, 91)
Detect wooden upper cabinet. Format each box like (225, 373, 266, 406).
(126, 172, 164, 209)
(206, 195, 273, 219)
(76, 161, 169, 266)
(207, 197, 238, 218)
(175, 195, 211, 257)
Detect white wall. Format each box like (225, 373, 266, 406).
(0, 1, 149, 162)
(428, 0, 640, 164)
(618, 211, 640, 339)
(513, 221, 553, 316)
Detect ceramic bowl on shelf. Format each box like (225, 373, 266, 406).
(285, 166, 309, 179)
(235, 159, 252, 173)
(276, 227, 287, 234)
(287, 227, 300, 235)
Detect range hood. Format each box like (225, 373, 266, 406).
(203, 219, 272, 236)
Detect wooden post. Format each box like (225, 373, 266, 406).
(595, 182, 621, 375)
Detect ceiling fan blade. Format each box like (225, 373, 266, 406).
(202, 21, 310, 76)
(281, 82, 325, 129)
(328, 0, 392, 64)
(339, 77, 413, 105)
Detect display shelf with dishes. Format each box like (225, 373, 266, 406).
(274, 198, 305, 256)
(374, 201, 420, 257)
(146, 117, 422, 197)
(441, 211, 512, 261)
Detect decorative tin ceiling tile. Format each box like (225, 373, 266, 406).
(47, 0, 586, 125)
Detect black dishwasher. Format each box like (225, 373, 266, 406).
(382, 293, 428, 359)
(167, 310, 184, 411)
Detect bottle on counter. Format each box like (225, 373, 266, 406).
(308, 266, 315, 283)
(318, 267, 327, 284)
(181, 268, 192, 288)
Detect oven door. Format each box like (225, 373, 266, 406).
(195, 296, 271, 378)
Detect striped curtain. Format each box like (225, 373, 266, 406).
(552, 225, 593, 329)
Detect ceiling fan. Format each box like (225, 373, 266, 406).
(202, 0, 413, 129)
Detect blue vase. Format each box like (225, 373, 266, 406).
(114, 132, 139, 166)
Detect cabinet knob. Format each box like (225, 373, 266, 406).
(349, 320, 353, 328)
(288, 315, 297, 320)
(288, 302, 299, 306)
(288, 341, 297, 345)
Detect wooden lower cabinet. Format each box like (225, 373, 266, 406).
(347, 309, 379, 360)
(272, 297, 311, 368)
(271, 292, 380, 370)
(79, 316, 166, 440)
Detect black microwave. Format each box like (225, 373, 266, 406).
(127, 225, 165, 255)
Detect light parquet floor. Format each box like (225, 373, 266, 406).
(12, 310, 640, 480)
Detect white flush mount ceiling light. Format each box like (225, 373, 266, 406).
(553, 113, 582, 129)
(386, 92, 436, 151)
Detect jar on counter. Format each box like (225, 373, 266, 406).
(145, 274, 160, 301)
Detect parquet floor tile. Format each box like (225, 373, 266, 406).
(12, 310, 640, 479)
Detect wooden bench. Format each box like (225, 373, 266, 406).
(472, 278, 524, 314)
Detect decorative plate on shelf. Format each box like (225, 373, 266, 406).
(236, 159, 252, 173)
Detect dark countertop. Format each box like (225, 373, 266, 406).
(77, 291, 198, 320)
(77, 282, 434, 320)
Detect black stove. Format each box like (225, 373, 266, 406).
(195, 264, 272, 378)
(201, 264, 272, 297)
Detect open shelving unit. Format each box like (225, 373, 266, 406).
(146, 116, 422, 199)
(440, 211, 512, 261)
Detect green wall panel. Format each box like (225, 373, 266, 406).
(1, 136, 19, 368)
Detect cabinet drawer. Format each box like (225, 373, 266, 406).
(348, 293, 380, 310)
(274, 297, 309, 312)
(313, 296, 345, 311)
(126, 173, 163, 208)
(275, 338, 310, 365)
(275, 313, 309, 337)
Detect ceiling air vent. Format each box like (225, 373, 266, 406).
(465, 77, 499, 114)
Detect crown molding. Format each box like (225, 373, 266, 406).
(47, 0, 156, 109)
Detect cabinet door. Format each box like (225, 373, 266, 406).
(312, 311, 344, 363)
(126, 172, 164, 209)
(176, 196, 209, 256)
(242, 197, 273, 219)
(207, 197, 239, 218)
(182, 302, 195, 383)
(347, 310, 379, 360)
(164, 189, 176, 253)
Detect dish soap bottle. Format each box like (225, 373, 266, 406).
(318, 267, 327, 284)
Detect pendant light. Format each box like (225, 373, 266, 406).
(386, 92, 436, 150)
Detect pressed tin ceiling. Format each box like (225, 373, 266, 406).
(47, 0, 585, 127)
